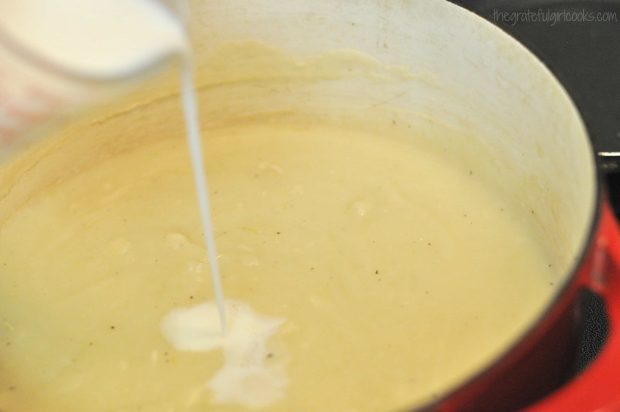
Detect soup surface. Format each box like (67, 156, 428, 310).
(0, 122, 557, 411)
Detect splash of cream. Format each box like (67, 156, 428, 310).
(161, 300, 287, 408)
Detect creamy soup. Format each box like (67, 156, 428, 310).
(0, 119, 557, 411)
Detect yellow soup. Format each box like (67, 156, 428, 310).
(0, 121, 557, 411)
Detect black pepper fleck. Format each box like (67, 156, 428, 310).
(110, 326, 116, 330)
(375, 270, 379, 274)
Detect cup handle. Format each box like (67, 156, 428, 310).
(526, 200, 620, 412)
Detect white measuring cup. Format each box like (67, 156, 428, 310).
(0, 0, 187, 162)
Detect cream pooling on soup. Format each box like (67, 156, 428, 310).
(0, 119, 558, 411)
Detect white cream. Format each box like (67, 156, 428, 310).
(161, 301, 287, 408)
(0, 0, 186, 75)
(180, 64, 228, 333)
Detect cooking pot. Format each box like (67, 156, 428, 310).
(0, 0, 619, 410)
